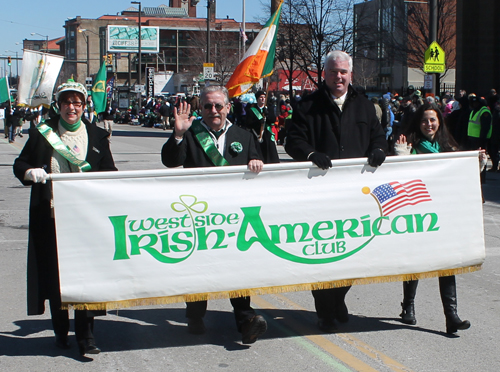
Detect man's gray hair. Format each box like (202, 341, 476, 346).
(200, 85, 230, 105)
(324, 50, 353, 72)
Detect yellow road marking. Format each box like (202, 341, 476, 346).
(253, 295, 378, 372)
(253, 294, 413, 372)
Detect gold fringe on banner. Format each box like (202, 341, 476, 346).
(63, 264, 482, 311)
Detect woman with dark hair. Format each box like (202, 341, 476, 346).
(395, 102, 458, 155)
(13, 79, 117, 356)
(394, 102, 472, 335)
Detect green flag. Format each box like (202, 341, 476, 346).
(91, 61, 107, 114)
(0, 77, 10, 104)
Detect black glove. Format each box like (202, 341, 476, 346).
(368, 148, 386, 167)
(309, 152, 332, 170)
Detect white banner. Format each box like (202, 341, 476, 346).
(17, 50, 64, 108)
(51, 152, 485, 309)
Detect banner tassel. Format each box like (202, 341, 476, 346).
(63, 265, 482, 311)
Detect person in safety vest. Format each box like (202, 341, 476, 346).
(468, 94, 492, 150)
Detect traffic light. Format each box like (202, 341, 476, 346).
(7, 56, 11, 66)
(106, 54, 113, 65)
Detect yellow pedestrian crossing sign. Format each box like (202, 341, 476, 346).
(424, 41, 445, 73)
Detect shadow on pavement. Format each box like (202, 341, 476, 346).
(0, 306, 452, 360)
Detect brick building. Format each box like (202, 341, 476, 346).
(24, 3, 261, 96)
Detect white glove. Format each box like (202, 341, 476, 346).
(394, 142, 412, 156)
(25, 168, 49, 184)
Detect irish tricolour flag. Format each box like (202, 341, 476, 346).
(226, 1, 283, 98)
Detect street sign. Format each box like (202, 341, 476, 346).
(424, 41, 445, 73)
(133, 84, 145, 93)
(85, 77, 93, 90)
(203, 63, 214, 81)
(424, 74, 433, 89)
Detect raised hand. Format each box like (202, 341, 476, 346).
(396, 134, 408, 145)
(173, 101, 195, 138)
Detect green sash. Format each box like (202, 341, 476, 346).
(190, 120, 230, 166)
(250, 106, 275, 142)
(37, 121, 92, 172)
(251, 106, 264, 121)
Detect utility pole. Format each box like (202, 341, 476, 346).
(206, 0, 214, 63)
(429, 0, 438, 96)
(131, 1, 142, 104)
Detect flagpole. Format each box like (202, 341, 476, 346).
(242, 0, 246, 53)
(239, 24, 241, 61)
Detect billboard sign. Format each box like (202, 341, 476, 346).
(107, 26, 160, 53)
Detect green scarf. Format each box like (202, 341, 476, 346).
(59, 118, 82, 132)
(415, 139, 441, 154)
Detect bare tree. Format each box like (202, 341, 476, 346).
(405, 0, 456, 71)
(355, 0, 456, 71)
(275, 0, 359, 91)
(188, 28, 242, 85)
(276, 0, 303, 94)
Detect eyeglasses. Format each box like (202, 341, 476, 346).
(203, 103, 225, 111)
(61, 100, 83, 108)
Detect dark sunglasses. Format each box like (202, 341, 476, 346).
(203, 103, 225, 111)
(61, 100, 83, 108)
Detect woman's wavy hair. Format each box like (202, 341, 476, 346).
(404, 101, 459, 152)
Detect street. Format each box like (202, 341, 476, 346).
(1, 122, 499, 372)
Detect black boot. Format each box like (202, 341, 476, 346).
(439, 276, 471, 334)
(333, 286, 351, 323)
(75, 311, 100, 356)
(400, 280, 418, 325)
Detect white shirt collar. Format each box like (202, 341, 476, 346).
(200, 119, 233, 154)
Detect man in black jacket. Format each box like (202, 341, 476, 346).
(159, 98, 172, 130)
(161, 85, 267, 344)
(285, 50, 387, 333)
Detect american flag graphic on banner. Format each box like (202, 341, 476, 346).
(371, 179, 432, 216)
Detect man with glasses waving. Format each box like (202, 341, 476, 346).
(161, 85, 267, 344)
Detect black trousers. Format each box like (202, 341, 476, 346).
(49, 299, 95, 341)
(186, 297, 256, 332)
(312, 286, 351, 320)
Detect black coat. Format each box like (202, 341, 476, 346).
(285, 84, 387, 161)
(161, 122, 261, 168)
(243, 104, 280, 164)
(13, 117, 117, 315)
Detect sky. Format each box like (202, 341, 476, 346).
(0, 0, 267, 77)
